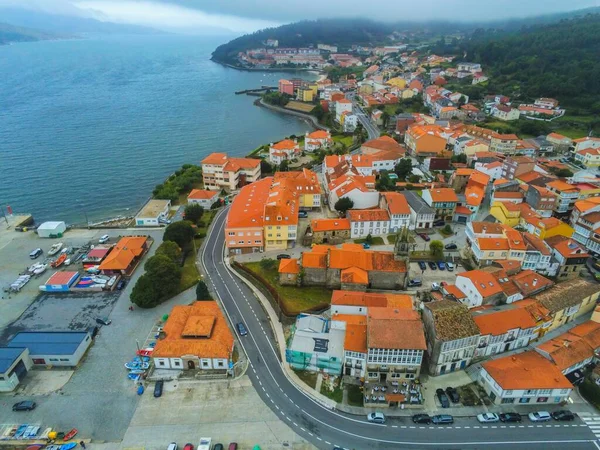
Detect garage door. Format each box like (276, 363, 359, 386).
(10, 359, 28, 381)
(456, 216, 467, 224)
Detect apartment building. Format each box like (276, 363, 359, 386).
(273, 169, 322, 210)
(570, 196, 600, 254)
(201, 152, 261, 191)
(472, 308, 537, 358)
(422, 188, 459, 221)
(546, 180, 580, 216)
(490, 133, 519, 154)
(545, 236, 590, 280)
(525, 185, 557, 218)
(404, 124, 448, 157)
(501, 156, 535, 181)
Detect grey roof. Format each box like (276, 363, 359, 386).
(396, 113, 415, 120)
(7, 331, 90, 356)
(0, 347, 27, 373)
(400, 191, 435, 216)
(457, 136, 472, 143)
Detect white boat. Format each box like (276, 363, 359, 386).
(48, 242, 63, 256)
(39, 428, 52, 440)
(64, 258, 71, 266)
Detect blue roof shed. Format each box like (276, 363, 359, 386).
(0, 347, 27, 373)
(7, 332, 90, 356)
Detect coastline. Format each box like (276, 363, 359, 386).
(254, 98, 328, 131)
(210, 57, 325, 77)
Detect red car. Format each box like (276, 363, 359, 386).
(418, 233, 431, 242)
(183, 444, 194, 450)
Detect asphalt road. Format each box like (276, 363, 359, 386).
(352, 101, 380, 140)
(201, 207, 600, 450)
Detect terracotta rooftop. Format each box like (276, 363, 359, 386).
(226, 177, 271, 229)
(473, 308, 537, 336)
(367, 308, 426, 350)
(341, 267, 369, 284)
(458, 270, 504, 297)
(310, 218, 351, 233)
(381, 192, 411, 215)
(98, 236, 147, 271)
(426, 188, 459, 203)
(482, 351, 572, 390)
(347, 209, 390, 222)
(188, 189, 218, 200)
(536, 335, 594, 371)
(362, 136, 404, 153)
(279, 258, 300, 274)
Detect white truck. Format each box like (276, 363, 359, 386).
(198, 437, 211, 450)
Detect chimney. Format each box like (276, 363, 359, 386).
(532, 278, 537, 286)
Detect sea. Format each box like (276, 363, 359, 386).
(0, 34, 316, 224)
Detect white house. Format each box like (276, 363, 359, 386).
(7, 331, 93, 367)
(399, 191, 435, 230)
(187, 189, 219, 209)
(455, 270, 505, 308)
(347, 209, 391, 238)
(478, 351, 573, 405)
(343, 114, 358, 132)
(328, 175, 379, 211)
(335, 98, 353, 123)
(490, 104, 520, 121)
(269, 139, 301, 165)
(474, 161, 503, 181)
(380, 192, 411, 233)
(472, 308, 537, 358)
(135, 199, 171, 227)
(304, 130, 332, 152)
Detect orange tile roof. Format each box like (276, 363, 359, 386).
(470, 222, 505, 235)
(362, 136, 404, 153)
(303, 244, 406, 273)
(517, 171, 544, 184)
(272, 139, 298, 150)
(469, 170, 490, 187)
(201, 152, 260, 169)
(444, 284, 466, 299)
(341, 267, 369, 284)
(473, 308, 537, 336)
(458, 269, 504, 296)
(476, 237, 509, 251)
(98, 236, 147, 270)
(302, 252, 328, 269)
(334, 314, 368, 353)
(310, 218, 351, 232)
(331, 291, 388, 307)
(493, 178, 511, 186)
(367, 308, 426, 350)
(537, 335, 594, 371)
(427, 188, 459, 203)
(152, 301, 234, 359)
(188, 189, 218, 200)
(574, 197, 600, 213)
(385, 294, 414, 310)
(226, 177, 272, 229)
(202, 152, 228, 165)
(381, 192, 411, 215)
(546, 237, 589, 259)
(454, 205, 473, 215)
(482, 351, 572, 390)
(455, 168, 474, 176)
(465, 185, 485, 207)
(273, 169, 322, 195)
(307, 130, 331, 139)
(570, 321, 600, 350)
(493, 191, 523, 199)
(279, 258, 300, 274)
(493, 260, 522, 273)
(547, 180, 578, 192)
(347, 209, 390, 222)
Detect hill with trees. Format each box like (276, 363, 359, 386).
(0, 22, 62, 45)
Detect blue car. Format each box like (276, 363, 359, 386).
(236, 322, 248, 336)
(363, 243, 371, 249)
(418, 261, 427, 271)
(437, 261, 446, 270)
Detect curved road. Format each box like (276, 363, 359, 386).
(202, 207, 599, 450)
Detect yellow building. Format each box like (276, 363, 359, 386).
(490, 201, 521, 227)
(386, 77, 407, 89)
(524, 215, 574, 240)
(297, 88, 314, 102)
(399, 88, 415, 99)
(358, 84, 374, 95)
(463, 139, 490, 157)
(307, 82, 318, 97)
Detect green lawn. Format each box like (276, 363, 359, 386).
(321, 382, 344, 403)
(294, 369, 318, 389)
(179, 251, 199, 292)
(354, 237, 385, 245)
(243, 261, 332, 314)
(347, 385, 364, 407)
(332, 134, 354, 147)
(387, 234, 398, 244)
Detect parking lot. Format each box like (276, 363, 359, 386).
(121, 377, 314, 450)
(406, 261, 465, 291)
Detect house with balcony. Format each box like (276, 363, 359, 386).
(570, 197, 600, 255)
(380, 192, 411, 233)
(422, 188, 459, 221)
(546, 180, 580, 216)
(201, 152, 261, 191)
(304, 130, 333, 152)
(478, 351, 573, 405)
(472, 308, 538, 358)
(545, 236, 590, 280)
(347, 209, 391, 238)
(269, 139, 301, 165)
(455, 270, 505, 308)
(422, 300, 481, 376)
(522, 232, 556, 275)
(399, 191, 435, 230)
(525, 186, 557, 218)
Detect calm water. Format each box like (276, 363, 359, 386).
(0, 34, 315, 224)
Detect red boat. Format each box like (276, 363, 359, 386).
(51, 253, 67, 268)
(63, 429, 78, 441)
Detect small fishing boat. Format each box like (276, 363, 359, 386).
(60, 444, 78, 450)
(39, 428, 52, 440)
(15, 424, 27, 439)
(26, 445, 44, 450)
(51, 253, 67, 268)
(23, 426, 35, 438)
(128, 373, 141, 381)
(129, 369, 146, 374)
(48, 242, 63, 256)
(63, 429, 78, 441)
(125, 361, 149, 370)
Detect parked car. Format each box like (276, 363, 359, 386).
(183, 444, 194, 450)
(499, 412, 522, 423)
(418, 261, 427, 271)
(367, 412, 386, 424)
(431, 414, 454, 425)
(167, 443, 177, 450)
(116, 279, 127, 290)
(428, 261, 437, 270)
(437, 261, 446, 270)
(29, 248, 43, 259)
(213, 444, 224, 450)
(408, 279, 422, 287)
(227, 444, 237, 450)
(445, 387, 460, 403)
(552, 410, 575, 421)
(434, 220, 445, 227)
(362, 243, 371, 249)
(95, 317, 111, 326)
(12, 401, 36, 411)
(436, 388, 450, 408)
(444, 243, 458, 250)
(197, 438, 212, 450)
(298, 211, 308, 218)
(276, 254, 291, 260)
(446, 262, 455, 271)
(431, 282, 441, 291)
(528, 411, 551, 422)
(418, 233, 431, 242)
(99, 234, 110, 244)
(412, 414, 431, 424)
(477, 413, 500, 423)
(154, 380, 164, 398)
(236, 322, 248, 336)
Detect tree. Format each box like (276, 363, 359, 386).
(334, 197, 354, 214)
(143, 254, 182, 301)
(394, 158, 413, 181)
(408, 174, 422, 183)
(279, 160, 289, 172)
(376, 170, 395, 192)
(381, 111, 391, 129)
(196, 280, 212, 300)
(260, 258, 277, 271)
(184, 203, 204, 224)
(260, 159, 273, 174)
(443, 224, 453, 235)
(430, 240, 444, 259)
(130, 274, 160, 308)
(365, 233, 373, 245)
(163, 220, 196, 250)
(552, 168, 574, 178)
(155, 241, 182, 263)
(451, 154, 467, 164)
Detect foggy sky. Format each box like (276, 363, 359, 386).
(1, 0, 597, 34)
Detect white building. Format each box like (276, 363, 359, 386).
(399, 191, 435, 230)
(37, 221, 67, 238)
(304, 130, 332, 152)
(0, 347, 32, 392)
(347, 209, 391, 238)
(135, 199, 171, 227)
(472, 308, 537, 358)
(343, 114, 358, 132)
(269, 139, 301, 165)
(479, 351, 573, 405)
(335, 99, 353, 123)
(7, 331, 93, 367)
(380, 192, 411, 233)
(187, 189, 219, 209)
(328, 175, 379, 211)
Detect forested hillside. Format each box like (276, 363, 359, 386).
(0, 22, 59, 45)
(461, 14, 600, 111)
